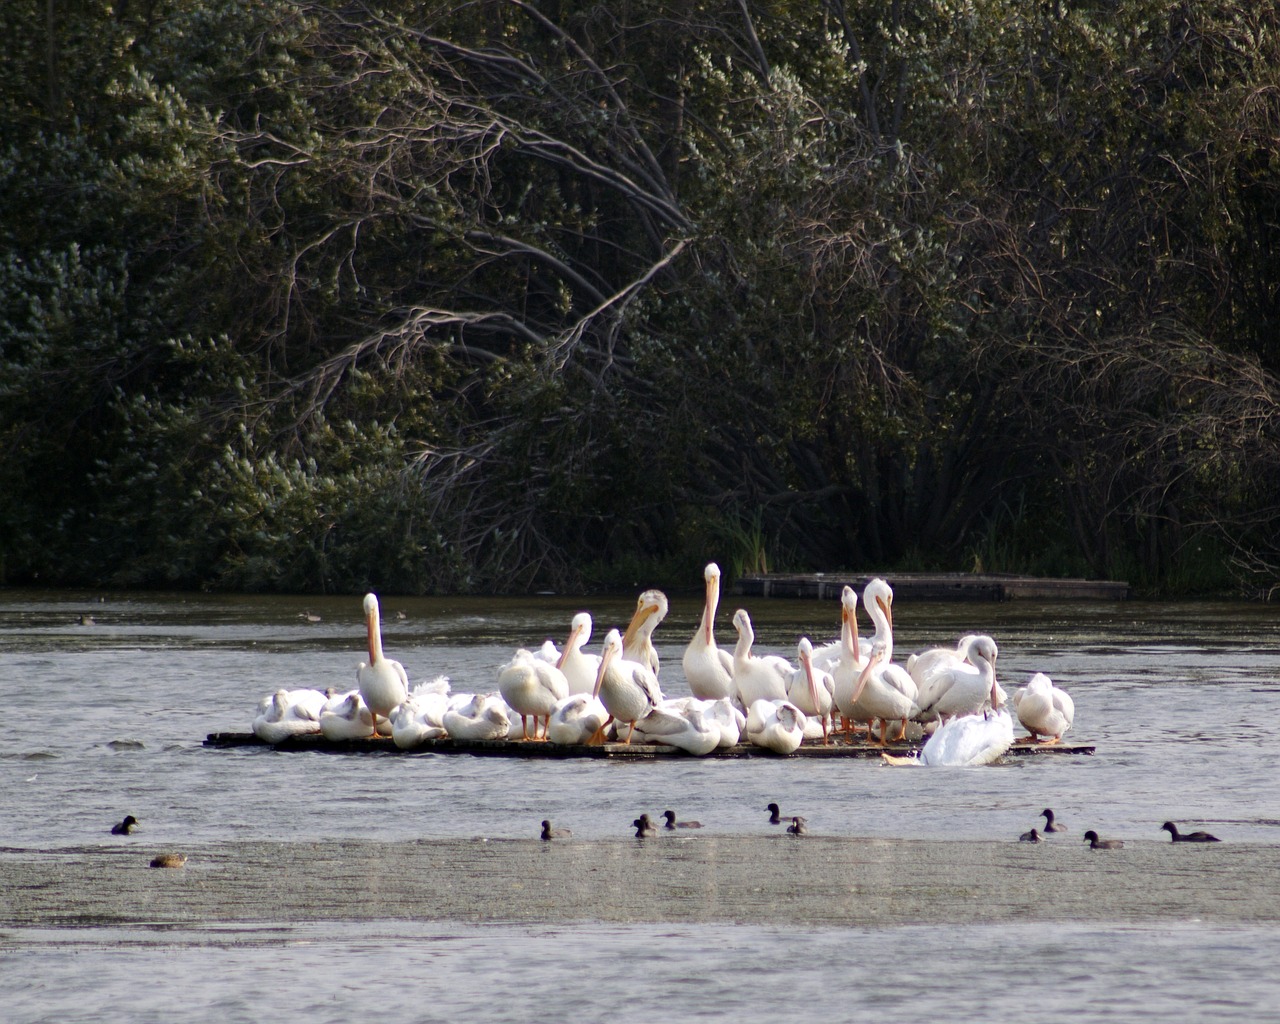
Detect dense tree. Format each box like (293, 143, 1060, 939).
(2, 1, 1279, 595)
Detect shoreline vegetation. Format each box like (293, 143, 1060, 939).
(5, 4, 1280, 600)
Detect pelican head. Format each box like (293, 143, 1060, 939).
(593, 628, 624, 697)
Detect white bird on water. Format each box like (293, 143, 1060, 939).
(356, 593, 409, 736)
(731, 608, 791, 707)
(555, 611, 602, 695)
(682, 563, 735, 700)
(883, 709, 1014, 767)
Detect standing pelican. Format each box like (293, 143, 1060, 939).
(829, 586, 870, 736)
(622, 589, 669, 675)
(555, 612, 602, 695)
(593, 628, 664, 743)
(915, 635, 1001, 722)
(862, 578, 896, 659)
(356, 593, 409, 735)
(1012, 672, 1075, 743)
(682, 563, 735, 699)
(850, 641, 920, 744)
(731, 608, 791, 707)
(498, 648, 570, 740)
(784, 637, 834, 744)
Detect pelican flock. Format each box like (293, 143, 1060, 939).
(247, 576, 1076, 764)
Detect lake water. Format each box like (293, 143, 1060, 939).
(4, 587, 1280, 1021)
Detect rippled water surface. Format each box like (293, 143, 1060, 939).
(4, 587, 1280, 1021)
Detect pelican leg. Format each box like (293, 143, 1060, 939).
(893, 718, 908, 742)
(878, 718, 889, 746)
(1040, 735, 1061, 745)
(624, 720, 636, 744)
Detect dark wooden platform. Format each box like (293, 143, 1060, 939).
(735, 572, 1129, 601)
(204, 732, 1095, 760)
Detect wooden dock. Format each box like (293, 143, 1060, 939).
(204, 732, 1094, 760)
(735, 572, 1129, 601)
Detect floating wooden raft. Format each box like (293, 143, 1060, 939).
(735, 572, 1130, 601)
(204, 732, 1095, 759)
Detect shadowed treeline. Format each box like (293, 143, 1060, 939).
(3, 1, 1280, 595)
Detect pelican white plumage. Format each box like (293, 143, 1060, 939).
(828, 586, 871, 735)
(682, 563, 735, 700)
(442, 693, 510, 741)
(884, 708, 1015, 766)
(784, 637, 834, 744)
(908, 634, 983, 712)
(252, 688, 326, 743)
(850, 641, 921, 744)
(633, 700, 720, 755)
(1012, 672, 1075, 743)
(319, 690, 376, 740)
(593, 628, 664, 743)
(389, 677, 452, 749)
(915, 635, 1001, 722)
(555, 612, 602, 695)
(731, 608, 791, 708)
(498, 648, 570, 740)
(622, 589, 669, 675)
(745, 699, 807, 755)
(356, 593, 409, 735)
(861, 578, 896, 659)
(545, 693, 610, 746)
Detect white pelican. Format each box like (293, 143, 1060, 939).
(545, 692, 610, 745)
(850, 641, 921, 744)
(442, 693, 510, 741)
(828, 586, 871, 736)
(252, 688, 326, 744)
(682, 563, 735, 699)
(622, 589, 669, 675)
(555, 612, 602, 695)
(593, 627, 664, 743)
(745, 698, 806, 755)
(883, 708, 1014, 766)
(633, 700, 720, 755)
(862, 578, 896, 657)
(498, 648, 570, 740)
(356, 593, 409, 735)
(390, 677, 452, 748)
(703, 696, 747, 748)
(1012, 672, 1075, 743)
(731, 608, 791, 707)
(908, 634, 982, 709)
(319, 690, 376, 740)
(784, 637, 834, 744)
(914, 635, 1001, 722)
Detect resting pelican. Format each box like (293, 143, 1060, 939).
(319, 690, 376, 740)
(593, 628, 664, 743)
(883, 708, 1014, 766)
(545, 693, 610, 745)
(356, 593, 409, 735)
(850, 641, 920, 744)
(731, 608, 791, 707)
(442, 693, 510, 741)
(252, 688, 326, 744)
(1012, 672, 1075, 743)
(659, 695, 745, 748)
(622, 589, 669, 675)
(390, 677, 452, 749)
(633, 700, 720, 755)
(682, 563, 735, 699)
(784, 637, 834, 744)
(915, 635, 1001, 722)
(498, 648, 570, 740)
(745, 698, 806, 754)
(555, 612, 602, 695)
